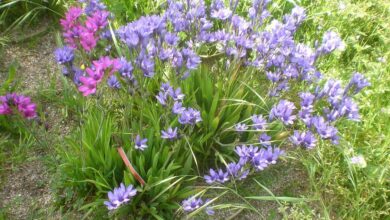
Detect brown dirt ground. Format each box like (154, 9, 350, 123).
(0, 28, 74, 219)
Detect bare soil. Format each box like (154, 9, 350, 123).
(0, 28, 70, 219)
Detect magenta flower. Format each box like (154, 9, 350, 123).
(78, 77, 98, 96)
(85, 67, 104, 83)
(60, 7, 83, 30)
(0, 95, 13, 115)
(14, 95, 37, 119)
(0, 93, 37, 119)
(85, 16, 99, 33)
(0, 103, 11, 115)
(80, 32, 97, 52)
(93, 56, 113, 70)
(91, 10, 109, 29)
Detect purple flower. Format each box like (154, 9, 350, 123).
(291, 43, 315, 71)
(156, 92, 168, 106)
(104, 183, 137, 210)
(161, 127, 178, 140)
(320, 79, 344, 106)
(252, 149, 268, 170)
(235, 145, 259, 164)
(107, 75, 121, 89)
(283, 6, 306, 30)
(134, 135, 148, 151)
(182, 197, 203, 212)
(339, 97, 360, 121)
(266, 71, 281, 83)
(54, 46, 74, 64)
(299, 107, 313, 125)
(168, 87, 185, 101)
(211, 8, 232, 20)
(160, 82, 173, 94)
(269, 100, 296, 125)
(117, 25, 139, 47)
(211, 0, 225, 11)
(183, 49, 201, 70)
(263, 146, 284, 164)
(311, 116, 339, 144)
(299, 92, 315, 109)
(346, 72, 370, 94)
(204, 168, 229, 184)
(235, 123, 248, 133)
(140, 56, 155, 78)
(289, 130, 317, 149)
(252, 147, 284, 170)
(172, 102, 185, 114)
(179, 108, 202, 125)
(84, 0, 106, 15)
(61, 66, 70, 76)
(251, 114, 267, 130)
(318, 31, 345, 54)
(164, 32, 179, 46)
(205, 204, 215, 216)
(258, 133, 271, 147)
(226, 162, 249, 180)
(90, 10, 109, 29)
(159, 48, 174, 61)
(119, 58, 134, 79)
(232, 15, 250, 32)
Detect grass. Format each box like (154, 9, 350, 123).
(0, 0, 389, 219)
(0, 0, 65, 34)
(232, 0, 390, 219)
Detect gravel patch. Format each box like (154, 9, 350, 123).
(0, 26, 74, 219)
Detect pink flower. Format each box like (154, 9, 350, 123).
(0, 103, 12, 115)
(93, 56, 113, 70)
(91, 10, 109, 29)
(14, 96, 37, 119)
(110, 58, 122, 74)
(0, 93, 37, 119)
(80, 32, 97, 51)
(76, 57, 121, 96)
(78, 77, 98, 96)
(0, 94, 15, 116)
(85, 67, 104, 83)
(85, 16, 99, 33)
(60, 7, 83, 30)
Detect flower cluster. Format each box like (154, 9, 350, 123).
(204, 144, 283, 185)
(269, 100, 297, 125)
(0, 93, 37, 119)
(116, 8, 202, 79)
(181, 196, 214, 216)
(60, 1, 109, 51)
(78, 56, 121, 96)
(56, 0, 370, 216)
(55, 0, 118, 95)
(156, 83, 185, 106)
(104, 183, 137, 210)
(156, 82, 202, 140)
(291, 72, 369, 146)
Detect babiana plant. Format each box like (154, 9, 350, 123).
(54, 0, 369, 218)
(0, 63, 38, 133)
